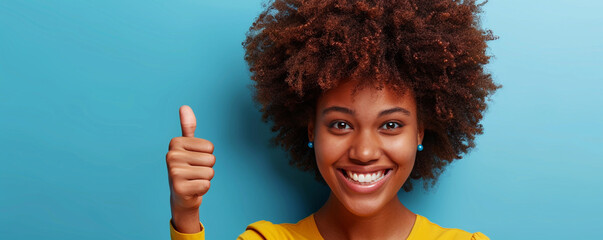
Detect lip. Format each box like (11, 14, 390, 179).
(336, 167, 393, 194)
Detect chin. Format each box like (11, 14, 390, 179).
(341, 196, 390, 217)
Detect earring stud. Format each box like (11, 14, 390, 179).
(308, 142, 314, 148)
(417, 144, 424, 151)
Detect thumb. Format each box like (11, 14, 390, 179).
(179, 105, 197, 137)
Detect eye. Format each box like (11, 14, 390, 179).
(329, 121, 352, 130)
(380, 121, 402, 130)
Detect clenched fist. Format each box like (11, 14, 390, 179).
(167, 105, 215, 233)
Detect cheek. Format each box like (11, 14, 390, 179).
(315, 135, 349, 165)
(314, 132, 352, 179)
(383, 136, 417, 168)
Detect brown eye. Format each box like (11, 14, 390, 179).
(381, 122, 402, 130)
(330, 121, 351, 130)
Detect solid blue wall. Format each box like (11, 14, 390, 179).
(1, 0, 601, 239)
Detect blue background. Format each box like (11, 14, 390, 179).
(1, 0, 602, 239)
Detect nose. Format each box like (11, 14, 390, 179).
(348, 129, 382, 164)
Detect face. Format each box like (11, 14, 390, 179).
(308, 80, 423, 217)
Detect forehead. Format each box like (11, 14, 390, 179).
(317, 80, 416, 111)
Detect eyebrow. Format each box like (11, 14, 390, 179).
(378, 107, 411, 117)
(322, 106, 355, 116)
(322, 106, 411, 117)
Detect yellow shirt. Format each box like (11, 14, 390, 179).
(170, 214, 490, 240)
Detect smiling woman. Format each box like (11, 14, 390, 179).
(310, 80, 423, 239)
(310, 80, 421, 218)
(166, 0, 498, 239)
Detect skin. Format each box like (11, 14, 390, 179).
(310, 79, 424, 240)
(167, 80, 424, 238)
(167, 105, 215, 233)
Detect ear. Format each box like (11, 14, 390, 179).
(307, 117, 315, 142)
(417, 124, 424, 145)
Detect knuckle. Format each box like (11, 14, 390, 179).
(206, 154, 216, 167)
(169, 137, 182, 150)
(201, 180, 211, 190)
(207, 142, 214, 153)
(165, 151, 174, 162)
(169, 168, 182, 178)
(165, 151, 181, 164)
(172, 183, 185, 195)
(200, 139, 214, 153)
(208, 168, 215, 180)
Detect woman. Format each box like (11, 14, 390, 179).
(167, 0, 499, 239)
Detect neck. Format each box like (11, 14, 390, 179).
(314, 193, 416, 240)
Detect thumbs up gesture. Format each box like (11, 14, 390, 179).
(167, 105, 215, 232)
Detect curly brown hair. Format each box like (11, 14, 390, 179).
(243, 0, 500, 191)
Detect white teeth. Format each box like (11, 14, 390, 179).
(345, 170, 386, 183)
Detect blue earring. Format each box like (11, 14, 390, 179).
(308, 141, 314, 148)
(417, 144, 424, 151)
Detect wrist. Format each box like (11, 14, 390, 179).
(171, 209, 201, 233)
(170, 198, 201, 233)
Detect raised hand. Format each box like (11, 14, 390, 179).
(166, 105, 215, 233)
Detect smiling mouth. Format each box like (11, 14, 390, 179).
(339, 169, 392, 185)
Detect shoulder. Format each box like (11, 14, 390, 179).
(237, 220, 289, 240)
(407, 215, 490, 240)
(238, 214, 322, 240)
